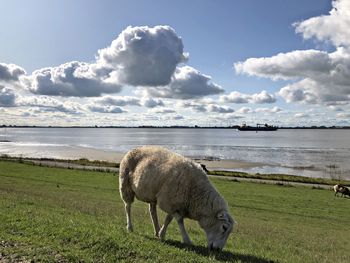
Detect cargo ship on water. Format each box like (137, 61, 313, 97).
(238, 123, 278, 131)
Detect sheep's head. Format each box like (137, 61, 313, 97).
(200, 210, 234, 251)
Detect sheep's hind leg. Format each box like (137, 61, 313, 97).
(174, 213, 192, 245)
(124, 203, 133, 232)
(149, 202, 160, 237)
(159, 214, 173, 241)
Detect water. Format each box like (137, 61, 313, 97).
(1, 127, 350, 179)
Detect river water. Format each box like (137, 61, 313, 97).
(1, 127, 349, 179)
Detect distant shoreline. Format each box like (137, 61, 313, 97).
(1, 125, 350, 129)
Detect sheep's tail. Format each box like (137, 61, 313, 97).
(119, 160, 135, 204)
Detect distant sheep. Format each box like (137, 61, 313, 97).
(334, 184, 350, 197)
(119, 146, 234, 251)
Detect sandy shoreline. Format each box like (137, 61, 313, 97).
(0, 143, 264, 170)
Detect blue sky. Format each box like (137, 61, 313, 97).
(1, 0, 349, 126)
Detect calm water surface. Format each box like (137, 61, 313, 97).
(1, 128, 349, 179)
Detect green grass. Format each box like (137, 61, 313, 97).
(0, 161, 349, 262)
(0, 155, 119, 168)
(209, 170, 350, 186)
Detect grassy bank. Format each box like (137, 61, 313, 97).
(0, 160, 349, 262)
(0, 155, 119, 168)
(209, 170, 350, 186)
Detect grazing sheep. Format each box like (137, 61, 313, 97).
(342, 187, 350, 197)
(119, 146, 234, 251)
(334, 184, 350, 197)
(334, 184, 343, 196)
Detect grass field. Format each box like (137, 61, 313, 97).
(0, 161, 349, 262)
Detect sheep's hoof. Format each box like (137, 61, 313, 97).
(159, 231, 166, 241)
(127, 225, 133, 232)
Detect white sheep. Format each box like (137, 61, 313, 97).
(334, 184, 350, 197)
(119, 146, 234, 250)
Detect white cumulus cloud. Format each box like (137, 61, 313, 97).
(220, 90, 276, 104)
(97, 25, 187, 87)
(294, 0, 350, 47)
(234, 0, 350, 106)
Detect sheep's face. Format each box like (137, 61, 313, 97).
(201, 211, 234, 251)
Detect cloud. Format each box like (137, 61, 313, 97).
(336, 112, 350, 118)
(220, 90, 276, 104)
(234, 49, 332, 81)
(26, 61, 122, 97)
(87, 104, 125, 113)
(141, 97, 165, 108)
(294, 113, 309, 118)
(178, 101, 234, 113)
(294, 0, 350, 47)
(255, 106, 282, 114)
(148, 107, 176, 114)
(207, 104, 234, 113)
(234, 1, 350, 106)
(144, 66, 224, 99)
(0, 86, 16, 107)
(236, 107, 253, 114)
(328, 105, 344, 111)
(94, 95, 141, 106)
(171, 114, 184, 120)
(0, 63, 26, 82)
(236, 46, 350, 105)
(17, 96, 83, 114)
(178, 101, 207, 112)
(97, 25, 187, 87)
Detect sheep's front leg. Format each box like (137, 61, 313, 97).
(124, 203, 133, 232)
(174, 213, 192, 245)
(159, 214, 173, 241)
(149, 203, 160, 237)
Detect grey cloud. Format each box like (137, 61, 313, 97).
(17, 96, 83, 114)
(171, 114, 184, 120)
(97, 25, 187, 87)
(141, 97, 165, 108)
(95, 96, 141, 106)
(87, 105, 125, 113)
(207, 104, 234, 113)
(27, 61, 122, 97)
(0, 63, 26, 82)
(179, 101, 207, 112)
(145, 66, 224, 99)
(0, 86, 16, 107)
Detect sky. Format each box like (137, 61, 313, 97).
(1, 0, 349, 127)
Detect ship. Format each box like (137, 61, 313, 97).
(238, 123, 278, 131)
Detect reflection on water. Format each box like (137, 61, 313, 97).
(1, 128, 350, 179)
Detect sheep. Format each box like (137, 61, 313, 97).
(334, 184, 344, 196)
(342, 187, 350, 197)
(119, 146, 234, 251)
(334, 184, 350, 197)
